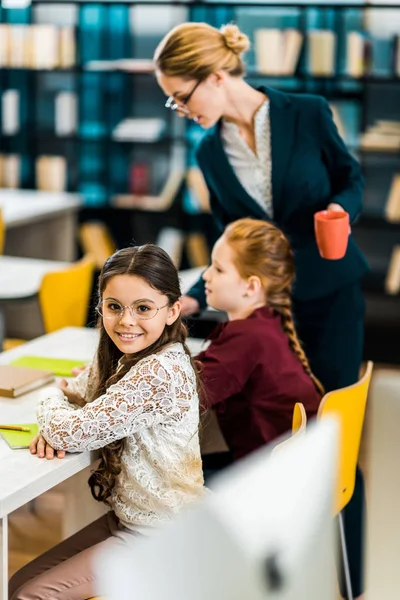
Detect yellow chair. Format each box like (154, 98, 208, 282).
(39, 255, 95, 333)
(292, 402, 307, 435)
(273, 402, 307, 454)
(79, 222, 116, 270)
(318, 361, 373, 600)
(4, 255, 95, 349)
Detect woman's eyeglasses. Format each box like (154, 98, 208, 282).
(97, 299, 169, 321)
(165, 79, 202, 115)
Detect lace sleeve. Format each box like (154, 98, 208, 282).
(36, 354, 193, 452)
(66, 365, 92, 400)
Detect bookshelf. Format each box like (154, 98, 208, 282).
(0, 0, 399, 360)
(0, 1, 399, 204)
(1, 3, 400, 279)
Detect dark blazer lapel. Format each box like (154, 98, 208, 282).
(261, 86, 297, 221)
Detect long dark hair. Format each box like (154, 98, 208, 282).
(87, 244, 201, 504)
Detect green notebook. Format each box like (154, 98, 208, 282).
(11, 356, 86, 377)
(0, 424, 39, 449)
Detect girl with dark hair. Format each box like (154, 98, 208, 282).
(9, 245, 204, 600)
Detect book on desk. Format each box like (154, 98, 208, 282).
(0, 364, 55, 398)
(0, 423, 39, 449)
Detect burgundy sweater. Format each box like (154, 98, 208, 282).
(197, 306, 321, 461)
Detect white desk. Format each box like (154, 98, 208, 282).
(0, 326, 208, 599)
(0, 256, 69, 301)
(1, 190, 82, 261)
(0, 327, 99, 600)
(0, 256, 70, 349)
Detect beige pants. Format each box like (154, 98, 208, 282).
(9, 511, 140, 600)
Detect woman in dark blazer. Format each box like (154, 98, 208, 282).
(155, 21, 369, 598)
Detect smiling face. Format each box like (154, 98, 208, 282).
(156, 71, 227, 129)
(101, 274, 181, 354)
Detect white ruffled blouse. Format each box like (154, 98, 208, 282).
(36, 343, 204, 530)
(221, 98, 273, 217)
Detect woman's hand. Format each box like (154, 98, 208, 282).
(59, 379, 86, 408)
(327, 202, 351, 234)
(30, 434, 66, 460)
(180, 295, 201, 316)
(327, 202, 345, 213)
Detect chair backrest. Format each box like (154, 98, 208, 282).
(273, 402, 307, 454)
(292, 402, 307, 434)
(39, 255, 95, 333)
(79, 222, 116, 270)
(318, 361, 373, 514)
(0, 209, 4, 255)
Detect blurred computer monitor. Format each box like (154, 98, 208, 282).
(96, 419, 339, 600)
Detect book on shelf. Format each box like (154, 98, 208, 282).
(282, 29, 303, 76)
(0, 23, 75, 69)
(30, 25, 59, 70)
(84, 58, 154, 73)
(0, 154, 21, 189)
(307, 30, 336, 76)
(0, 24, 9, 67)
(36, 156, 67, 192)
(8, 25, 29, 68)
(129, 163, 150, 196)
(2, 90, 19, 136)
(113, 169, 184, 212)
(385, 245, 400, 296)
(370, 36, 393, 78)
(55, 91, 77, 136)
(347, 32, 365, 78)
(254, 28, 302, 76)
(59, 26, 75, 68)
(395, 35, 400, 77)
(112, 118, 165, 142)
(385, 174, 400, 223)
(0, 364, 54, 398)
(361, 120, 400, 151)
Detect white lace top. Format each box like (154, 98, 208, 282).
(36, 343, 204, 530)
(221, 99, 273, 217)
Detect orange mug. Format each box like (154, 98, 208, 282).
(314, 210, 349, 260)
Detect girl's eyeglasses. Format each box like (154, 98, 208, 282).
(97, 299, 169, 321)
(165, 79, 202, 115)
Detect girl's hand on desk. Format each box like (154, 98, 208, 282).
(30, 434, 66, 460)
(58, 379, 86, 408)
(71, 365, 86, 376)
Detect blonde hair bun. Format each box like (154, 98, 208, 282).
(220, 24, 250, 55)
